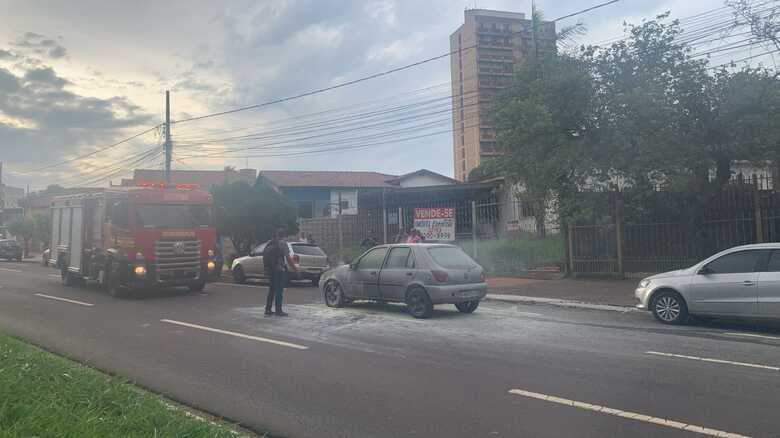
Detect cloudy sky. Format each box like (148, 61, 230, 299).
(1, 0, 773, 190)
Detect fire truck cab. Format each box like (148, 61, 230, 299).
(49, 184, 219, 296)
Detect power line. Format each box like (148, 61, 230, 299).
(172, 45, 478, 125)
(553, 0, 620, 22)
(12, 124, 162, 175)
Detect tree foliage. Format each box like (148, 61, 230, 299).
(212, 179, 298, 255)
(482, 13, 780, 233)
(7, 218, 34, 257)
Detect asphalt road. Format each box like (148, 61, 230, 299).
(1, 261, 780, 438)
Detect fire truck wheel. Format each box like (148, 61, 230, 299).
(61, 268, 76, 287)
(188, 281, 206, 292)
(106, 264, 127, 298)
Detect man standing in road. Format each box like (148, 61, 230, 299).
(263, 228, 297, 317)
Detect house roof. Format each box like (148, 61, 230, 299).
(385, 169, 459, 185)
(260, 170, 398, 189)
(130, 168, 257, 189)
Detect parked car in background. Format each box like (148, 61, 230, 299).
(319, 243, 487, 319)
(231, 241, 329, 285)
(636, 243, 780, 324)
(0, 239, 23, 261)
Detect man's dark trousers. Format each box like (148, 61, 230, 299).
(266, 269, 288, 312)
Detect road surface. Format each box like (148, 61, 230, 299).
(1, 261, 779, 437)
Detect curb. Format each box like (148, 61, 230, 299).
(485, 294, 640, 313)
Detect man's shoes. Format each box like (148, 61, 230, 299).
(275, 311, 289, 317)
(264, 310, 274, 316)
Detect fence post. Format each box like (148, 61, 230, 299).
(567, 223, 575, 274)
(471, 200, 478, 259)
(754, 183, 764, 243)
(615, 198, 624, 278)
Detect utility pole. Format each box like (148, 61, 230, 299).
(164, 90, 172, 184)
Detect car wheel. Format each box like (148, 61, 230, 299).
(188, 281, 206, 292)
(651, 290, 688, 325)
(406, 287, 433, 319)
(455, 300, 480, 314)
(232, 265, 246, 284)
(324, 280, 345, 308)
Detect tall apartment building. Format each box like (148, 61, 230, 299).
(450, 9, 556, 181)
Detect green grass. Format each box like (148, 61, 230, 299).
(0, 332, 246, 438)
(469, 235, 565, 273)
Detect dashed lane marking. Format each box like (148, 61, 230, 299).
(723, 332, 780, 341)
(34, 293, 94, 307)
(48, 274, 62, 279)
(160, 319, 308, 350)
(646, 351, 778, 371)
(0, 267, 23, 273)
(508, 388, 751, 438)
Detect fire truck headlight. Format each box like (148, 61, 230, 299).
(208, 249, 215, 257)
(135, 251, 144, 261)
(207, 260, 216, 271)
(133, 265, 147, 277)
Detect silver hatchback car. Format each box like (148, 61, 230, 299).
(636, 243, 780, 324)
(231, 241, 329, 285)
(319, 243, 488, 318)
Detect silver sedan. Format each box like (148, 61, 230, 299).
(636, 243, 780, 324)
(319, 243, 488, 318)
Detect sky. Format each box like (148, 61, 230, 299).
(0, 0, 775, 191)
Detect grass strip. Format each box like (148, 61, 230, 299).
(0, 332, 248, 438)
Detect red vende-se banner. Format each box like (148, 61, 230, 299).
(414, 207, 455, 220)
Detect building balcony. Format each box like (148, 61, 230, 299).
(477, 43, 514, 51)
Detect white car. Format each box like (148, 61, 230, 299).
(635, 243, 780, 324)
(231, 241, 329, 285)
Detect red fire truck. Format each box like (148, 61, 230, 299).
(48, 183, 219, 296)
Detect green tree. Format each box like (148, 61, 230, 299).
(212, 179, 298, 256)
(33, 214, 51, 248)
(491, 54, 595, 236)
(7, 218, 34, 257)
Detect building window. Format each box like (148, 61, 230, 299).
(461, 148, 465, 159)
(462, 161, 466, 172)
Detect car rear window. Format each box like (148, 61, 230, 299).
(427, 247, 476, 270)
(291, 244, 326, 256)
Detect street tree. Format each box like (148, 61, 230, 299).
(212, 179, 298, 256)
(490, 54, 595, 237)
(7, 218, 34, 257)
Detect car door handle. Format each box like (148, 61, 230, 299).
(405, 272, 414, 276)
(369, 271, 377, 276)
(742, 280, 755, 286)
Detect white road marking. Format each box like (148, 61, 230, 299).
(508, 388, 750, 438)
(160, 319, 308, 350)
(646, 351, 778, 371)
(723, 332, 780, 341)
(515, 311, 543, 317)
(0, 267, 22, 273)
(215, 282, 265, 289)
(34, 293, 94, 307)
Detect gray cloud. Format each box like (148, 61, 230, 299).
(12, 31, 68, 59)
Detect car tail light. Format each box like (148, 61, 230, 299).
(480, 272, 486, 283)
(293, 254, 300, 265)
(431, 270, 449, 282)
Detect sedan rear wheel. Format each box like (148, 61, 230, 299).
(232, 265, 246, 284)
(455, 300, 480, 314)
(406, 287, 433, 319)
(651, 291, 688, 325)
(324, 281, 345, 308)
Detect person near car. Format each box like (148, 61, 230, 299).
(361, 234, 378, 251)
(263, 229, 297, 317)
(407, 229, 422, 244)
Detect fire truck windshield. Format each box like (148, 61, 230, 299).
(135, 204, 213, 228)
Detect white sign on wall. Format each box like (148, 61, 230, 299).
(414, 208, 456, 241)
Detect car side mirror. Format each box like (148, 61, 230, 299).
(697, 266, 713, 275)
(349, 263, 357, 270)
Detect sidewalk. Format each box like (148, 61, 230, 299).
(486, 276, 639, 309)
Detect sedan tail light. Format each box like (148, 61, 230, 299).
(292, 254, 300, 265)
(431, 270, 449, 282)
